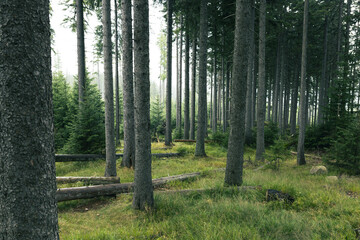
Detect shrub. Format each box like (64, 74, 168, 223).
(304, 124, 332, 150)
(324, 118, 360, 175)
(210, 131, 229, 148)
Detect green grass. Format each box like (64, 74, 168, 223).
(57, 142, 360, 239)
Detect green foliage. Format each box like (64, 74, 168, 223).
(62, 72, 105, 154)
(324, 118, 360, 175)
(52, 71, 71, 150)
(210, 131, 229, 148)
(150, 96, 165, 137)
(264, 138, 290, 170)
(263, 121, 280, 147)
(304, 123, 332, 150)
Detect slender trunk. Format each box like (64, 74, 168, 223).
(212, 56, 217, 133)
(256, 0, 266, 161)
(77, 0, 86, 104)
(297, 0, 309, 166)
(290, 66, 299, 135)
(0, 1, 59, 237)
(225, 62, 230, 130)
(210, 70, 213, 130)
(283, 70, 290, 131)
(278, 47, 285, 133)
(267, 78, 271, 121)
(273, 37, 281, 123)
(318, 16, 328, 125)
(121, 0, 135, 168)
(225, 0, 252, 185)
(190, 37, 197, 140)
(114, 0, 121, 147)
(314, 77, 319, 125)
(132, 0, 154, 210)
(195, 0, 208, 156)
(165, 0, 173, 145)
(245, 5, 255, 143)
(184, 29, 190, 139)
(103, 0, 117, 176)
(222, 56, 226, 132)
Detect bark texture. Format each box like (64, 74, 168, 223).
(297, 0, 309, 166)
(190, 37, 197, 140)
(245, 5, 255, 143)
(0, 1, 59, 238)
(133, 0, 154, 210)
(121, 0, 135, 168)
(256, 0, 266, 161)
(114, 0, 121, 147)
(184, 30, 190, 139)
(103, 0, 117, 176)
(165, 0, 173, 146)
(76, 0, 85, 104)
(225, 0, 251, 185)
(195, 0, 208, 156)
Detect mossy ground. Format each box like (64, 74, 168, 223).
(57, 142, 360, 240)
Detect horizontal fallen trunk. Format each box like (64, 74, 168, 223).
(55, 153, 181, 162)
(56, 177, 120, 185)
(156, 186, 262, 195)
(290, 151, 321, 160)
(174, 139, 212, 143)
(56, 172, 200, 202)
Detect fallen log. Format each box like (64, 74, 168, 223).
(56, 177, 120, 185)
(290, 151, 322, 160)
(55, 153, 181, 162)
(174, 139, 212, 143)
(156, 186, 262, 195)
(56, 172, 200, 202)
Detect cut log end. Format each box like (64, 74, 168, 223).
(266, 189, 295, 204)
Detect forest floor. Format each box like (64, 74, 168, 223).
(56, 142, 360, 240)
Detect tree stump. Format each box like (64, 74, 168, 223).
(266, 189, 295, 204)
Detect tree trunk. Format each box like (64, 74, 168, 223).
(77, 0, 85, 104)
(103, 0, 117, 177)
(133, 0, 154, 210)
(0, 1, 59, 237)
(245, 5, 255, 143)
(284, 71, 290, 132)
(114, 0, 121, 147)
(297, 0, 309, 166)
(222, 55, 226, 132)
(278, 48, 285, 133)
(256, 0, 266, 161)
(190, 37, 197, 140)
(225, 62, 230, 131)
(121, 0, 135, 168)
(273, 38, 281, 123)
(165, 0, 173, 146)
(267, 78, 272, 121)
(195, 0, 208, 156)
(318, 15, 328, 125)
(212, 55, 217, 133)
(290, 66, 299, 135)
(225, 0, 251, 185)
(184, 29, 190, 139)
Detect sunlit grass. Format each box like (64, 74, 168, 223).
(57, 142, 360, 239)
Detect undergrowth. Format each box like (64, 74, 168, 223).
(57, 142, 360, 239)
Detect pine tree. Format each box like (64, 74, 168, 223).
(53, 71, 71, 151)
(63, 72, 105, 154)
